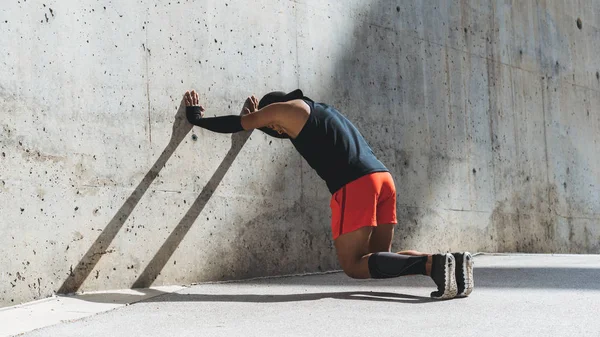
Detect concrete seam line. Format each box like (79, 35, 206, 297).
(0, 295, 57, 312)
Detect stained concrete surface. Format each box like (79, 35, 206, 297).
(1, 0, 600, 308)
(6, 254, 599, 337)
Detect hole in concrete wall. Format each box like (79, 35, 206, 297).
(596, 71, 599, 80)
(576, 18, 582, 30)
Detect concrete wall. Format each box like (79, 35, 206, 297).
(1, 0, 599, 307)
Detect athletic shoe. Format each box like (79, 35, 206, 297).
(452, 252, 474, 297)
(430, 253, 458, 299)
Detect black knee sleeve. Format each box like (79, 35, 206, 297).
(368, 253, 427, 279)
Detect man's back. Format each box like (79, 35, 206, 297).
(290, 101, 388, 194)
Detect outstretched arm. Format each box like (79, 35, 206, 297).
(184, 90, 286, 134)
(185, 91, 245, 134)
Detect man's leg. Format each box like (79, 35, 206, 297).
(368, 224, 394, 253)
(369, 224, 433, 275)
(334, 227, 373, 279)
(331, 173, 457, 298)
(335, 227, 457, 299)
(368, 225, 472, 297)
(335, 226, 431, 280)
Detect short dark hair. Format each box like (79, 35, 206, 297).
(258, 89, 306, 109)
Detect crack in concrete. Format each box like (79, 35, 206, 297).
(145, 12, 152, 145)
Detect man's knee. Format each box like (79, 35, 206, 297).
(334, 227, 373, 279)
(339, 258, 369, 279)
(342, 267, 366, 279)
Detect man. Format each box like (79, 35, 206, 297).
(183, 89, 473, 299)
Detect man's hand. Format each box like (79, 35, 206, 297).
(184, 90, 205, 117)
(241, 95, 259, 116)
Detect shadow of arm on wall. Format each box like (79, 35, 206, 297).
(58, 101, 193, 294)
(131, 129, 252, 288)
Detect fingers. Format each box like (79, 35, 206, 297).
(190, 90, 198, 105)
(184, 90, 201, 107)
(184, 91, 192, 106)
(251, 95, 259, 110)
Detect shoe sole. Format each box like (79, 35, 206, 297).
(457, 252, 474, 297)
(432, 254, 458, 300)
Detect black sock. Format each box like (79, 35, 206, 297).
(368, 253, 427, 279)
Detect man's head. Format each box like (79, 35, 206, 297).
(257, 89, 309, 138)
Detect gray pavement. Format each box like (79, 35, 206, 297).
(18, 254, 600, 337)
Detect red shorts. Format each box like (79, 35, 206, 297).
(330, 172, 397, 240)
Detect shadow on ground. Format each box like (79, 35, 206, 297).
(70, 290, 435, 305)
(147, 291, 435, 304)
(70, 264, 600, 308)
